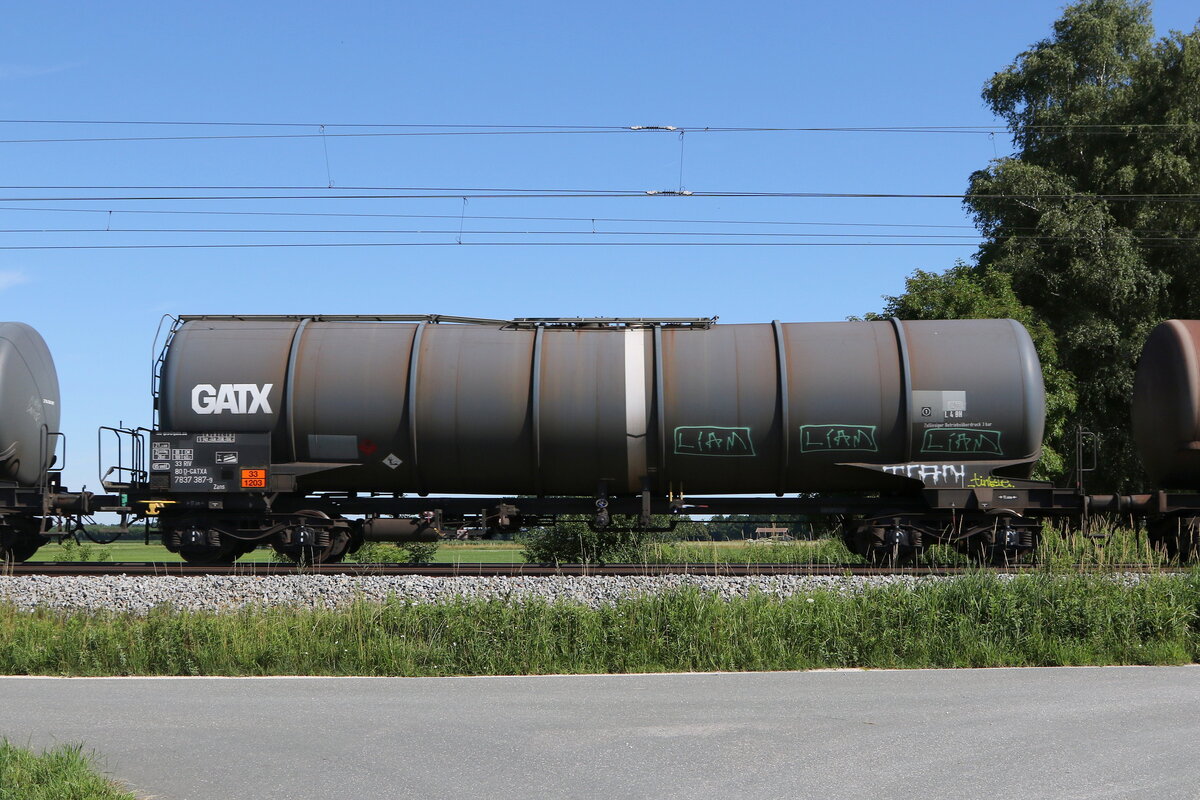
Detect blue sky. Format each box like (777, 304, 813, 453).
(1, 0, 1197, 495)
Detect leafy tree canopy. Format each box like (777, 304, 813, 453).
(871, 0, 1200, 489)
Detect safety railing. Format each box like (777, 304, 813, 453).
(99, 425, 148, 492)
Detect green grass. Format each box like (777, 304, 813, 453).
(1035, 520, 1169, 569)
(0, 741, 135, 800)
(433, 541, 524, 563)
(638, 537, 859, 565)
(31, 539, 277, 563)
(568, 521, 1180, 568)
(2, 573, 1199, 675)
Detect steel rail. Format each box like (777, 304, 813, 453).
(0, 562, 1181, 578)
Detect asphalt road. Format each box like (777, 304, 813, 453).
(1, 667, 1197, 799)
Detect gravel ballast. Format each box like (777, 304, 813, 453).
(0, 574, 971, 614)
(0, 572, 1169, 615)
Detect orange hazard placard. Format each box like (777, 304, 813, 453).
(240, 468, 267, 488)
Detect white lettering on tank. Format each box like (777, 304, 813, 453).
(191, 384, 274, 415)
(215, 385, 239, 413)
(245, 384, 272, 413)
(192, 384, 216, 414)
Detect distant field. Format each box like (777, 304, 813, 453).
(35, 540, 262, 563)
(435, 541, 524, 564)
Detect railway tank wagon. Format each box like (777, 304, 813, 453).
(1132, 320, 1200, 559)
(127, 314, 1050, 564)
(0, 322, 97, 561)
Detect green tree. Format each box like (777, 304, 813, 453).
(971, 0, 1200, 489)
(876, 0, 1200, 489)
(520, 515, 688, 564)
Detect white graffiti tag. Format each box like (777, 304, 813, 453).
(882, 463, 966, 487)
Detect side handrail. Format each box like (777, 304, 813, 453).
(1073, 427, 1099, 494)
(98, 425, 148, 491)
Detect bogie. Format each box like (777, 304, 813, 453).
(268, 511, 354, 565)
(1146, 516, 1200, 562)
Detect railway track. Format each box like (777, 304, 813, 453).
(0, 561, 1181, 577)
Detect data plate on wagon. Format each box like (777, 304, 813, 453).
(148, 432, 271, 492)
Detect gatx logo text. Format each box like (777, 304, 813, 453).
(191, 384, 274, 414)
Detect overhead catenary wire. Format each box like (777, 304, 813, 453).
(1, 120, 1194, 247)
(0, 189, 1196, 201)
(0, 119, 633, 129)
(2, 119, 1196, 129)
(3, 204, 1187, 236)
(0, 227, 990, 238)
(0, 130, 642, 144)
(1, 228, 1193, 244)
(0, 204, 981, 228)
(0, 119, 1192, 147)
(0, 238, 1193, 250)
(0, 242, 993, 250)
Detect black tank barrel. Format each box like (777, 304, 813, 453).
(158, 316, 1045, 496)
(1133, 320, 1200, 487)
(0, 322, 61, 486)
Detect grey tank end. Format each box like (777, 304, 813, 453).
(0, 322, 61, 486)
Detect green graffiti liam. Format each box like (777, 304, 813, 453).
(799, 424, 878, 453)
(673, 426, 756, 457)
(922, 428, 1003, 456)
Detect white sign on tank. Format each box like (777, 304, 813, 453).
(191, 384, 274, 414)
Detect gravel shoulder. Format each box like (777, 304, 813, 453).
(0, 572, 1157, 614)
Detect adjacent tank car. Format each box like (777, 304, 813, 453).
(1131, 320, 1200, 559)
(0, 322, 100, 561)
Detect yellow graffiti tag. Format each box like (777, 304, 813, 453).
(966, 474, 1015, 489)
(138, 500, 177, 516)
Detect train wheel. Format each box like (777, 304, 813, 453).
(1146, 518, 1169, 558)
(179, 547, 241, 566)
(0, 520, 45, 563)
(953, 515, 1039, 566)
(1148, 516, 1200, 562)
(840, 519, 877, 561)
(841, 518, 922, 566)
(163, 521, 245, 566)
(177, 535, 243, 566)
(1169, 517, 1198, 562)
(271, 511, 352, 565)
